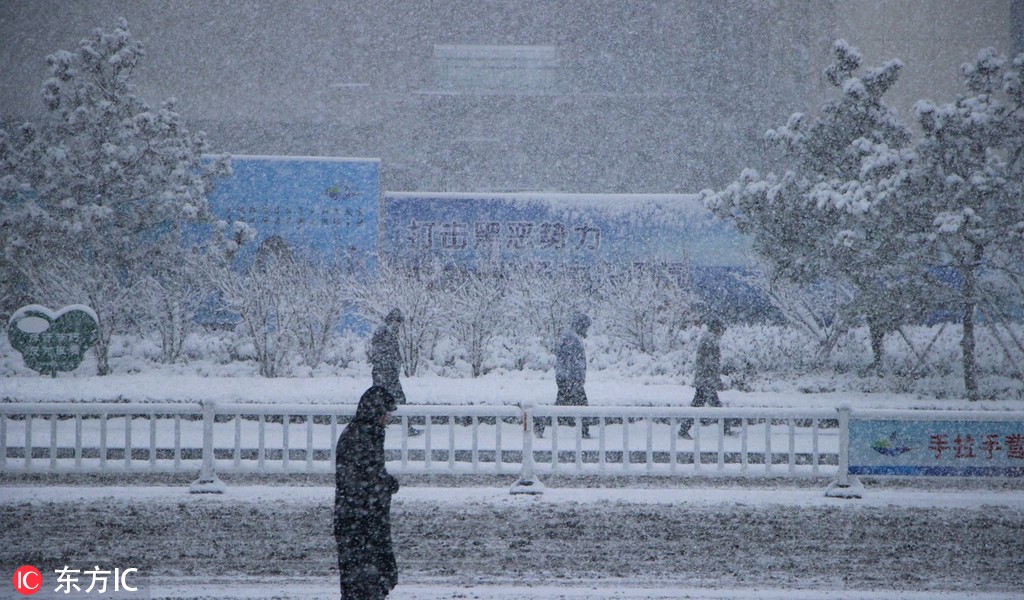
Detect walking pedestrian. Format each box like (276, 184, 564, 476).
(678, 317, 734, 438)
(334, 386, 400, 600)
(369, 308, 421, 436)
(535, 312, 595, 439)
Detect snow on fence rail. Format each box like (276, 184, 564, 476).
(0, 401, 840, 482)
(3, 402, 1019, 493)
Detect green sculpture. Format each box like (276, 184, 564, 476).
(7, 304, 99, 376)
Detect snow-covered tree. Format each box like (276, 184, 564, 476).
(133, 217, 252, 365)
(738, 259, 859, 362)
(136, 255, 206, 364)
(596, 262, 696, 354)
(347, 260, 446, 377)
(212, 237, 303, 378)
(0, 19, 231, 374)
(439, 267, 509, 377)
(703, 40, 927, 368)
(706, 40, 1023, 397)
(0, 125, 42, 320)
(890, 48, 1024, 400)
(293, 257, 348, 371)
(208, 235, 350, 377)
(505, 261, 597, 354)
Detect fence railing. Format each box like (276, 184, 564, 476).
(0, 401, 842, 487)
(4, 399, 1019, 493)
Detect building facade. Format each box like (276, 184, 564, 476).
(1, 1, 1019, 194)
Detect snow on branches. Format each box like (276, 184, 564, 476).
(0, 19, 235, 374)
(705, 40, 1024, 399)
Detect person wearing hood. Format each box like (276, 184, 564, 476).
(369, 308, 421, 436)
(678, 317, 734, 439)
(334, 386, 400, 599)
(535, 312, 595, 439)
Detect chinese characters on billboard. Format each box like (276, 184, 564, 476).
(405, 219, 602, 255)
(382, 192, 749, 268)
(849, 419, 1024, 477)
(381, 192, 766, 319)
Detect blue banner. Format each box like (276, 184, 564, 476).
(380, 192, 772, 320)
(207, 155, 380, 270)
(849, 419, 1024, 477)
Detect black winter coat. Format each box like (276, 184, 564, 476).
(334, 386, 399, 597)
(369, 325, 403, 397)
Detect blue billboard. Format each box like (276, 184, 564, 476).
(206, 155, 381, 270)
(381, 192, 769, 319)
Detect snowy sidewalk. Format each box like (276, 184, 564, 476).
(3, 483, 1024, 510)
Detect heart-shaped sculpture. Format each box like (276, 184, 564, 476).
(7, 304, 99, 376)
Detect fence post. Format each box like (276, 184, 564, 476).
(825, 405, 862, 498)
(190, 400, 226, 494)
(510, 403, 545, 495)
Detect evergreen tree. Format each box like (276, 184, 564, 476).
(703, 40, 928, 368)
(0, 19, 231, 374)
(706, 40, 1024, 398)
(893, 49, 1024, 400)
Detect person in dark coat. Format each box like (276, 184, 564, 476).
(369, 308, 421, 436)
(334, 386, 400, 600)
(678, 317, 734, 438)
(535, 312, 595, 438)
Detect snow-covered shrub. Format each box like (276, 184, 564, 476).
(592, 262, 696, 355)
(183, 329, 236, 365)
(438, 267, 509, 377)
(321, 329, 365, 372)
(346, 259, 445, 377)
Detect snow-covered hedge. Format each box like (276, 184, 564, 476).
(2, 322, 1021, 400)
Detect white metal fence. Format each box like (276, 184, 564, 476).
(4, 402, 1021, 495)
(0, 401, 841, 483)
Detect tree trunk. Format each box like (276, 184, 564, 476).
(159, 301, 187, 364)
(94, 337, 111, 376)
(867, 317, 886, 374)
(402, 341, 418, 378)
(961, 244, 983, 402)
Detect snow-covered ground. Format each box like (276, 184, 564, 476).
(7, 481, 1024, 513)
(5, 370, 1023, 413)
(2, 484, 1022, 599)
(148, 582, 1024, 600)
(3, 321, 1024, 407)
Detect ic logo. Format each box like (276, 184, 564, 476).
(12, 565, 42, 595)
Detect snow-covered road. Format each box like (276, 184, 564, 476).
(147, 579, 1024, 599)
(5, 483, 1024, 509)
(2, 483, 1022, 599)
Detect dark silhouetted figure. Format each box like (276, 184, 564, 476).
(678, 317, 734, 438)
(334, 386, 400, 600)
(535, 312, 595, 438)
(369, 308, 421, 436)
